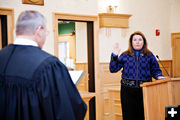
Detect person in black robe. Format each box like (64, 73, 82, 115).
(0, 10, 87, 120)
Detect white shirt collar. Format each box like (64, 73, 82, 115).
(14, 38, 38, 47)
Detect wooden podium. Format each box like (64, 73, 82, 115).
(140, 78, 180, 120)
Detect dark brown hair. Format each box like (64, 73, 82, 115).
(124, 31, 152, 55)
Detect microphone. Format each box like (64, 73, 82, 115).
(156, 55, 170, 77)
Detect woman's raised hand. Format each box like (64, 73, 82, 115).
(113, 42, 121, 55)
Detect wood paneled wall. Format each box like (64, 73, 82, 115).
(99, 63, 122, 120)
(158, 60, 172, 77)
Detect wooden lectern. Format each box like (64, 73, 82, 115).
(140, 78, 180, 120)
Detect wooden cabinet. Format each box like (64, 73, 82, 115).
(171, 33, 180, 77)
(108, 87, 123, 120)
(98, 13, 131, 28)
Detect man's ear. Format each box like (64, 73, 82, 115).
(34, 26, 42, 44)
(35, 26, 42, 36)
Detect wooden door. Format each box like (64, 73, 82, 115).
(0, 8, 14, 45)
(58, 34, 76, 63)
(53, 13, 99, 120)
(171, 33, 180, 77)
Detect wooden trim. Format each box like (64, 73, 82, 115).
(140, 78, 180, 87)
(58, 34, 75, 42)
(171, 77, 180, 81)
(53, 13, 97, 22)
(52, 13, 58, 57)
(108, 87, 120, 92)
(140, 78, 171, 87)
(99, 60, 172, 64)
(75, 62, 88, 64)
(58, 33, 73, 37)
(158, 60, 172, 62)
(98, 13, 131, 18)
(171, 32, 180, 35)
(53, 13, 101, 120)
(53, 13, 97, 58)
(0, 8, 14, 15)
(80, 92, 96, 98)
(100, 60, 172, 77)
(0, 8, 14, 44)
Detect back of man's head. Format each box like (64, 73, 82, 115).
(16, 10, 46, 36)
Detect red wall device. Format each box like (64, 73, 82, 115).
(156, 29, 160, 36)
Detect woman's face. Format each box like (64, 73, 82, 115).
(132, 35, 144, 50)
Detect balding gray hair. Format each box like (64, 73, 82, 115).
(16, 10, 46, 36)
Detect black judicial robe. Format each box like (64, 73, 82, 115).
(0, 44, 87, 120)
